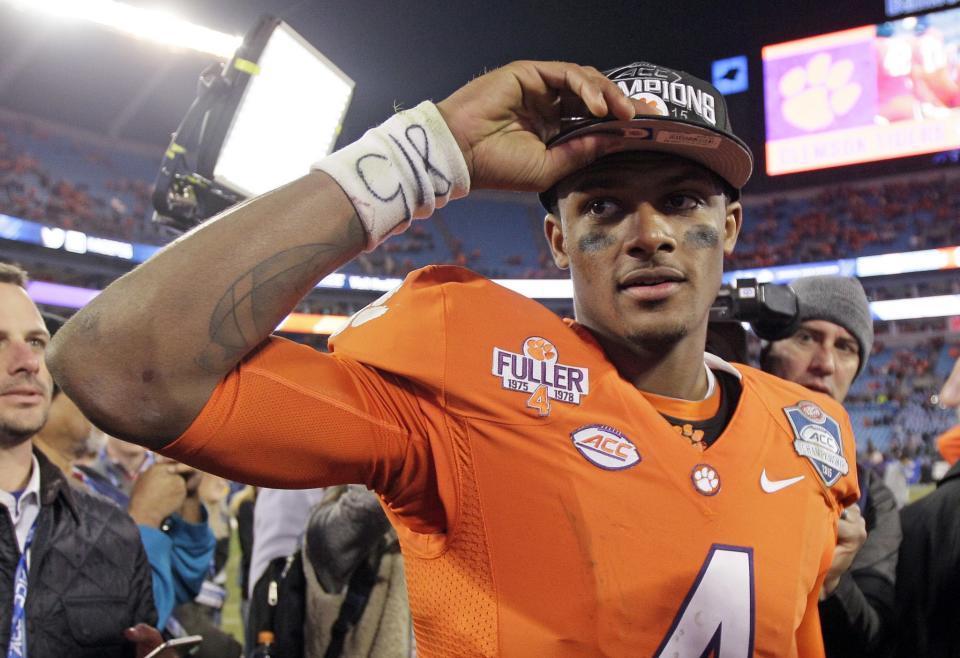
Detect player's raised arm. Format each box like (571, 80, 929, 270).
(46, 61, 634, 449)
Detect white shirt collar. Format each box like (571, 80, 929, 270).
(704, 351, 743, 381)
(0, 454, 42, 556)
(0, 455, 42, 521)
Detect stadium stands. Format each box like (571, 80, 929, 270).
(4, 110, 960, 280)
(0, 114, 166, 245)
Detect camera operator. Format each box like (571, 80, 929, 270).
(758, 275, 898, 658)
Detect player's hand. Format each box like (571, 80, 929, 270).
(436, 60, 636, 192)
(940, 357, 960, 408)
(820, 504, 867, 599)
(128, 463, 191, 528)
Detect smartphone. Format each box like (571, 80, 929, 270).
(142, 635, 203, 658)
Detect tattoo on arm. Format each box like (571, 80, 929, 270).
(195, 241, 345, 373)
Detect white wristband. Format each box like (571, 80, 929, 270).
(313, 101, 470, 251)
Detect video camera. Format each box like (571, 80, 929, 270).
(152, 16, 354, 233)
(706, 278, 800, 363)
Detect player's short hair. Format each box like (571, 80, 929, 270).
(0, 262, 28, 288)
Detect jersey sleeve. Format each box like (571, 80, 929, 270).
(165, 344, 453, 538)
(162, 268, 471, 535)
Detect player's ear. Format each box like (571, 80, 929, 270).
(544, 213, 570, 269)
(722, 199, 742, 256)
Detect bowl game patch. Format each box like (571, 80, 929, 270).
(783, 401, 849, 486)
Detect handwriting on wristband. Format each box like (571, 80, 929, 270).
(354, 123, 453, 222)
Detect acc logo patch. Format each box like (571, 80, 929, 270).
(491, 337, 589, 416)
(571, 425, 641, 470)
(784, 401, 849, 486)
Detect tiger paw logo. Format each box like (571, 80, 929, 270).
(524, 338, 556, 362)
(779, 52, 862, 132)
(691, 464, 721, 496)
(674, 423, 705, 449)
(331, 284, 401, 337)
(632, 93, 670, 117)
(492, 336, 589, 416)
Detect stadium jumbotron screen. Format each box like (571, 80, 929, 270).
(762, 8, 960, 176)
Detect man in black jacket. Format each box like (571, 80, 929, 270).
(0, 262, 157, 657)
(895, 358, 960, 658)
(760, 275, 900, 658)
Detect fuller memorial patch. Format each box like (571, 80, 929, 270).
(491, 337, 589, 417)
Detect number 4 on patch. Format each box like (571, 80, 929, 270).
(654, 545, 755, 658)
(526, 385, 550, 416)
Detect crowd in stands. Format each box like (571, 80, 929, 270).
(3, 114, 960, 282)
(847, 339, 960, 484)
(729, 175, 960, 270)
(862, 275, 960, 301)
(0, 117, 167, 246)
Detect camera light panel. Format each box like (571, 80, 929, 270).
(214, 22, 354, 197)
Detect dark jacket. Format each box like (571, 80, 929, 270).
(302, 485, 411, 658)
(0, 449, 156, 657)
(895, 458, 960, 658)
(819, 464, 900, 657)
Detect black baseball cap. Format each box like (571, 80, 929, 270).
(539, 61, 754, 211)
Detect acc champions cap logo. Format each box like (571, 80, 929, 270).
(784, 401, 849, 486)
(492, 337, 589, 416)
(606, 62, 719, 128)
(571, 425, 641, 470)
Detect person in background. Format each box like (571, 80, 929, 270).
(760, 274, 899, 658)
(66, 423, 215, 631)
(895, 357, 960, 658)
(0, 261, 156, 656)
(30, 319, 105, 473)
(247, 487, 325, 656)
(302, 484, 411, 658)
(77, 437, 239, 656)
(85, 433, 155, 495)
(171, 469, 242, 658)
(229, 485, 257, 638)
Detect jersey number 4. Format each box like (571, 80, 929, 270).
(654, 545, 755, 658)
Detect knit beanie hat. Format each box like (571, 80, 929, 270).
(789, 275, 873, 378)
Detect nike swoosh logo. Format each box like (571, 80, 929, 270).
(760, 469, 805, 493)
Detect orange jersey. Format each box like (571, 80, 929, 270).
(163, 266, 859, 657)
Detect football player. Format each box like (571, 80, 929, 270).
(51, 61, 858, 657)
